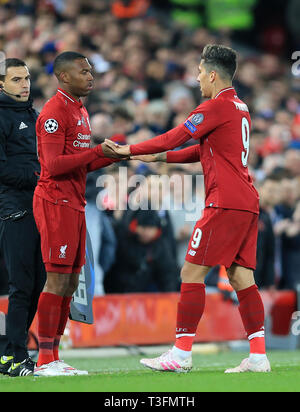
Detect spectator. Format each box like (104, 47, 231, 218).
(89, 112, 114, 146)
(169, 0, 204, 28)
(111, 106, 134, 143)
(274, 178, 300, 289)
(104, 208, 180, 293)
(284, 149, 300, 177)
(111, 0, 150, 20)
(207, 0, 258, 31)
(167, 166, 203, 267)
(255, 178, 276, 289)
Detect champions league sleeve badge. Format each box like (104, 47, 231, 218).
(190, 113, 204, 126)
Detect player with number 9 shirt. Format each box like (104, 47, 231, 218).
(106, 44, 270, 374)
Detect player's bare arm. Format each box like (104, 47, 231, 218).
(130, 153, 167, 162)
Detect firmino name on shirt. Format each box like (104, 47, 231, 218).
(234, 101, 249, 112)
(73, 133, 91, 148)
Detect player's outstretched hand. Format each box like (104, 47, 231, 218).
(104, 139, 131, 157)
(101, 141, 129, 159)
(100, 142, 120, 158)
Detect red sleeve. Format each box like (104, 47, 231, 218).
(183, 100, 222, 140)
(41, 142, 104, 177)
(87, 156, 120, 173)
(166, 145, 200, 163)
(130, 125, 191, 155)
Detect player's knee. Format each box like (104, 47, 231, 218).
(227, 265, 255, 291)
(227, 274, 239, 291)
(180, 263, 206, 283)
(227, 270, 240, 290)
(65, 274, 80, 297)
(180, 264, 194, 282)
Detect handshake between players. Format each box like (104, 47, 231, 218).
(101, 139, 131, 159)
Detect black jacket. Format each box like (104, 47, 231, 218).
(0, 92, 40, 216)
(254, 208, 276, 288)
(104, 209, 180, 293)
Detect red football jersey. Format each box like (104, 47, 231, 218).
(181, 87, 259, 214)
(130, 87, 259, 214)
(35, 88, 111, 211)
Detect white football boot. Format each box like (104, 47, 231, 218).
(225, 356, 271, 373)
(140, 349, 192, 373)
(55, 360, 88, 376)
(34, 361, 75, 377)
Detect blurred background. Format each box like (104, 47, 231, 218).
(0, 0, 300, 304)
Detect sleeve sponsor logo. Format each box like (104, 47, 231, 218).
(184, 120, 197, 134)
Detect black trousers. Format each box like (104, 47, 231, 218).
(0, 212, 46, 362)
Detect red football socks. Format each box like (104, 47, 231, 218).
(37, 292, 63, 366)
(53, 336, 60, 362)
(175, 283, 206, 352)
(237, 284, 266, 354)
(53, 296, 72, 361)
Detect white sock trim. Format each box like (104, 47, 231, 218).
(248, 330, 265, 341)
(175, 333, 196, 339)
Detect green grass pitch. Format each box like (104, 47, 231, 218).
(0, 350, 300, 392)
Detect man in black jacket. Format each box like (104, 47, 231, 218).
(104, 208, 180, 293)
(0, 58, 46, 377)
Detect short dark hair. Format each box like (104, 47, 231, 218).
(53, 51, 87, 79)
(0, 58, 27, 81)
(113, 106, 133, 122)
(201, 44, 237, 81)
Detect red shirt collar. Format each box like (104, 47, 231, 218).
(214, 87, 236, 99)
(57, 88, 83, 108)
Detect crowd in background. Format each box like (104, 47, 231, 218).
(0, 0, 300, 295)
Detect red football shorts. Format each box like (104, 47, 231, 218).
(185, 207, 258, 270)
(33, 195, 86, 274)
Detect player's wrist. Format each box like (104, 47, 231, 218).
(156, 153, 167, 162)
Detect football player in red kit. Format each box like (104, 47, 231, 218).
(105, 45, 271, 374)
(33, 52, 119, 376)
